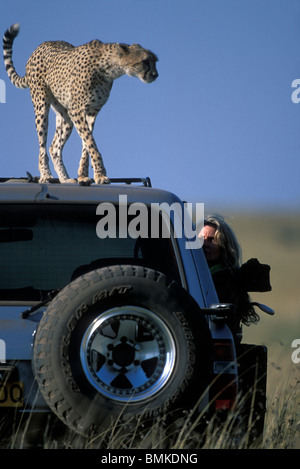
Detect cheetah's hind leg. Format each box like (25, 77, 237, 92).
(32, 97, 55, 183)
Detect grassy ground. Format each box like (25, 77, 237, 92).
(1, 211, 299, 449)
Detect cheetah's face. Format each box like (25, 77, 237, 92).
(118, 44, 158, 83)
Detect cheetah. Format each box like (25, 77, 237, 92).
(3, 24, 158, 184)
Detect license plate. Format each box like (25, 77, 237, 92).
(0, 381, 24, 407)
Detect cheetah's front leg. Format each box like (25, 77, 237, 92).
(77, 113, 96, 185)
(70, 110, 110, 184)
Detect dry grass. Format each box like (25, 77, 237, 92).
(0, 373, 298, 449)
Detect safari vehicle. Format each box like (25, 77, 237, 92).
(0, 176, 270, 443)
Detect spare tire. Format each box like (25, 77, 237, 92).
(33, 265, 212, 436)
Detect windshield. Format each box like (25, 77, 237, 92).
(0, 204, 181, 301)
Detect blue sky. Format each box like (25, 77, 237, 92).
(1, 0, 300, 211)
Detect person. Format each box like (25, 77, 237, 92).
(198, 214, 261, 339)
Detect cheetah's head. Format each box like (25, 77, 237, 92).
(117, 43, 158, 83)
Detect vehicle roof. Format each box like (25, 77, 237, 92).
(0, 178, 184, 206)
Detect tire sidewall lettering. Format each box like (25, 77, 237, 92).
(92, 285, 132, 304)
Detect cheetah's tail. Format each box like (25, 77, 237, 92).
(3, 23, 28, 89)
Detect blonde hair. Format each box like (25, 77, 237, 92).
(204, 214, 241, 270)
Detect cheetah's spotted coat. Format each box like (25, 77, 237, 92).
(3, 24, 158, 184)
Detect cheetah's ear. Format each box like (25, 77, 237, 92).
(116, 43, 130, 55)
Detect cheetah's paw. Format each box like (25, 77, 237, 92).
(39, 176, 55, 183)
(94, 175, 111, 185)
(78, 177, 93, 186)
(62, 178, 77, 184)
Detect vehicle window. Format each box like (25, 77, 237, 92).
(0, 204, 181, 301)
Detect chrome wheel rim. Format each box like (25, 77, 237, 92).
(80, 306, 176, 402)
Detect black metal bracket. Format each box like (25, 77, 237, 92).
(20, 289, 60, 319)
(201, 303, 236, 317)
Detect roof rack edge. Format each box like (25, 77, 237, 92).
(0, 176, 152, 188)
